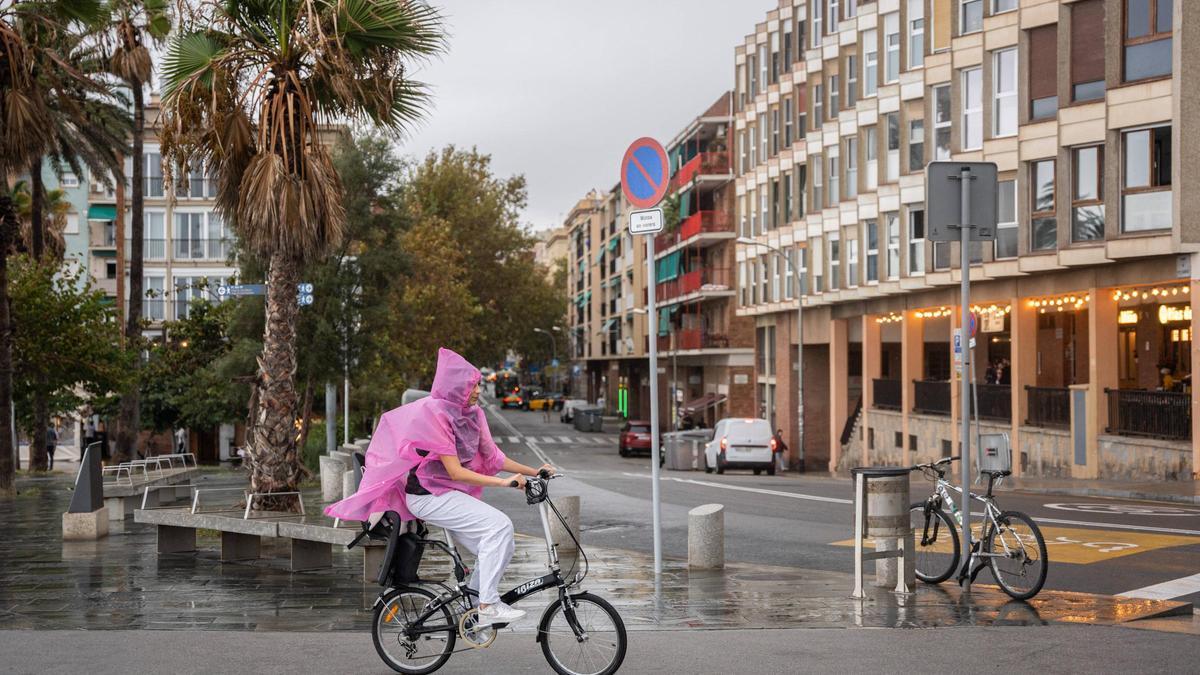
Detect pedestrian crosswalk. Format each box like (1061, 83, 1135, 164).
(500, 435, 613, 446)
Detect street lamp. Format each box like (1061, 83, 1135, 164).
(738, 237, 805, 471)
(533, 327, 557, 392)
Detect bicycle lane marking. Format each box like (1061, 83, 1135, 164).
(620, 472, 852, 504)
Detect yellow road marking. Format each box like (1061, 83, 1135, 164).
(831, 525, 1200, 565)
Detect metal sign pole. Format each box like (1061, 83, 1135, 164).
(646, 232, 663, 575)
(958, 166, 973, 591)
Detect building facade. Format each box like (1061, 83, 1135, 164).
(734, 0, 1198, 481)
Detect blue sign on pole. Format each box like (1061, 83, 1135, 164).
(217, 283, 315, 306)
(620, 137, 669, 210)
(550, 358, 559, 368)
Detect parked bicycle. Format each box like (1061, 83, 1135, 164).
(909, 456, 1048, 600)
(349, 470, 627, 675)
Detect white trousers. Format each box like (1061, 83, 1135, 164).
(406, 490, 515, 605)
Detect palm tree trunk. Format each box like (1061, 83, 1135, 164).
(26, 163, 49, 471)
(28, 158, 44, 260)
(248, 249, 302, 507)
(114, 80, 145, 465)
(0, 194, 16, 492)
(297, 376, 313, 458)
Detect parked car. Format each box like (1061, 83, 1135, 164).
(527, 391, 563, 411)
(619, 420, 653, 457)
(703, 418, 775, 475)
(559, 399, 589, 423)
(518, 388, 544, 410)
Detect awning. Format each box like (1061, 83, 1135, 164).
(657, 306, 678, 336)
(601, 318, 616, 331)
(87, 204, 117, 221)
(681, 393, 727, 415)
(678, 187, 693, 219)
(656, 250, 682, 283)
(607, 237, 619, 252)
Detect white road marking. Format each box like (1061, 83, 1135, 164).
(483, 402, 559, 469)
(621, 472, 853, 505)
(1120, 573, 1200, 600)
(558, 436, 574, 444)
(506, 436, 521, 444)
(1025, 515, 1200, 537)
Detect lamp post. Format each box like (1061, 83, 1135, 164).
(738, 237, 805, 471)
(533, 327, 558, 391)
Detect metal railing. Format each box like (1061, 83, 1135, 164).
(1025, 386, 1070, 428)
(655, 267, 731, 303)
(1105, 388, 1191, 441)
(657, 329, 731, 352)
(671, 151, 731, 191)
(654, 210, 733, 250)
(972, 384, 1012, 422)
(912, 380, 951, 416)
(173, 238, 231, 261)
(872, 378, 901, 411)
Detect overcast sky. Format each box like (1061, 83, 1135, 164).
(399, 0, 774, 233)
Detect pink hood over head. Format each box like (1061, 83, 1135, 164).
(323, 348, 505, 523)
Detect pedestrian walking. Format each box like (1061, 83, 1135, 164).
(772, 429, 788, 473)
(84, 417, 97, 451)
(174, 427, 187, 453)
(46, 425, 58, 471)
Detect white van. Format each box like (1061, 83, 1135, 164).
(703, 418, 775, 475)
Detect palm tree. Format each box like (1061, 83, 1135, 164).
(160, 0, 443, 498)
(105, 0, 171, 464)
(12, 181, 71, 260)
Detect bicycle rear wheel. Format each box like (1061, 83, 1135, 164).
(909, 502, 960, 584)
(985, 510, 1048, 600)
(539, 592, 627, 675)
(372, 586, 456, 674)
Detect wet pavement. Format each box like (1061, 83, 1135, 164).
(0, 468, 1191, 634)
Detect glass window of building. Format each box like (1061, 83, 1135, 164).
(994, 179, 1017, 259)
(1072, 1, 1106, 102)
(797, 86, 808, 135)
(886, 212, 900, 280)
(829, 233, 841, 291)
(770, 31, 780, 85)
(865, 219, 879, 283)
(771, 107, 780, 155)
(961, 0, 982, 35)
(993, 0, 1016, 13)
(798, 246, 809, 295)
(829, 154, 840, 206)
(847, 236, 859, 288)
(1029, 26, 1058, 119)
(908, 208, 925, 275)
(845, 136, 858, 199)
(813, 83, 824, 130)
(1072, 145, 1104, 242)
(884, 13, 900, 83)
(144, 151, 163, 197)
(812, 154, 824, 212)
(812, 237, 824, 292)
(993, 48, 1017, 137)
(829, 74, 840, 115)
(829, 0, 840, 33)
(812, 0, 823, 48)
(1122, 125, 1172, 232)
(863, 30, 878, 97)
(796, 163, 807, 215)
(865, 126, 879, 191)
(933, 84, 951, 160)
(908, 119, 925, 172)
(908, 0, 925, 69)
(784, 98, 793, 146)
(961, 67, 983, 151)
(783, 170, 793, 223)
(846, 55, 858, 107)
(1031, 159, 1057, 250)
(1124, 0, 1173, 82)
(886, 112, 900, 182)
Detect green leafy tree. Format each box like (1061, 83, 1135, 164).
(9, 256, 131, 468)
(159, 0, 445, 499)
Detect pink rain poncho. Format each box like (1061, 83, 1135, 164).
(323, 348, 507, 522)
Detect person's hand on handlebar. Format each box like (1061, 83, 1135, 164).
(537, 464, 556, 478)
(503, 473, 527, 490)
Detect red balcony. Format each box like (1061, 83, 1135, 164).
(670, 152, 731, 192)
(654, 210, 733, 250)
(655, 267, 732, 303)
(657, 329, 733, 352)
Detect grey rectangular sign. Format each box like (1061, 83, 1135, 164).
(925, 161, 998, 242)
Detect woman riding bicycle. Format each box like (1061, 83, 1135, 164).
(325, 347, 552, 627)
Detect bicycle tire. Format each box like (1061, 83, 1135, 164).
(372, 585, 456, 674)
(985, 510, 1048, 601)
(909, 501, 960, 584)
(539, 592, 627, 675)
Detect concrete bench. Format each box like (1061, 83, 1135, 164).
(134, 507, 384, 579)
(104, 466, 199, 521)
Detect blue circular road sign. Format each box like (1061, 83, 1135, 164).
(621, 137, 669, 209)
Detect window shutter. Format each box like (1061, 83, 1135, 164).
(1028, 25, 1058, 102)
(1071, 0, 1105, 86)
(932, 0, 951, 51)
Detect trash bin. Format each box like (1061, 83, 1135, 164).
(573, 408, 604, 433)
(663, 430, 713, 470)
(850, 466, 914, 597)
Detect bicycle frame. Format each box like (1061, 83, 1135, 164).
(926, 478, 1020, 561)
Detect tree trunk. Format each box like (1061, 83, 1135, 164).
(0, 195, 16, 492)
(29, 158, 44, 260)
(114, 80, 145, 465)
(247, 250, 302, 508)
(297, 377, 313, 457)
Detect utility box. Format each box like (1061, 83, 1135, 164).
(978, 432, 1012, 475)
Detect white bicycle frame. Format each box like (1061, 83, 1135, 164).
(931, 478, 1023, 561)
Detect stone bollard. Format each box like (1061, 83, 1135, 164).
(688, 503, 724, 569)
(342, 470, 357, 500)
(548, 495, 580, 551)
(320, 455, 344, 502)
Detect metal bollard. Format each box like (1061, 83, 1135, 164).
(851, 467, 914, 598)
(320, 455, 344, 502)
(548, 495, 580, 551)
(688, 503, 725, 569)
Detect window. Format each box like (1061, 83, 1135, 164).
(739, 262, 748, 306)
(846, 0, 858, 19)
(829, 154, 840, 206)
(1122, 125, 1172, 232)
(994, 0, 1016, 12)
(1031, 159, 1057, 250)
(812, 154, 824, 211)
(784, 28, 793, 70)
(740, 129, 750, 173)
(1029, 26, 1058, 121)
(771, 255, 781, 301)
(886, 212, 900, 280)
(812, 237, 824, 292)
(771, 107, 780, 155)
(863, 30, 878, 97)
(61, 173, 79, 188)
(908, 208, 925, 275)
(750, 258, 758, 304)
(795, 164, 807, 215)
(845, 136, 858, 199)
(884, 13, 900, 83)
(812, 0, 823, 47)
(175, 161, 215, 199)
(829, 74, 840, 115)
(144, 151, 163, 197)
(783, 170, 793, 223)
(886, 112, 900, 182)
(933, 85, 951, 160)
(798, 246, 809, 295)
(865, 126, 879, 191)
(961, 0, 982, 35)
(813, 84, 824, 130)
(173, 275, 227, 320)
(961, 67, 983, 150)
(908, 0, 925, 69)
(770, 178, 780, 230)
(846, 55, 858, 107)
(760, 119, 768, 160)
(749, 124, 758, 166)
(993, 49, 1017, 137)
(865, 220, 879, 283)
(847, 236, 859, 288)
(784, 98, 794, 146)
(737, 63, 748, 109)
(995, 179, 1017, 258)
(797, 86, 808, 135)
(760, 190, 769, 234)
(797, 18, 807, 56)
(1124, 0, 1173, 82)
(143, 276, 165, 321)
(770, 32, 780, 85)
(144, 211, 166, 259)
(784, 247, 795, 299)
(749, 54, 758, 98)
(759, 44, 769, 91)
(829, 233, 840, 291)
(760, 258, 769, 303)
(828, 0, 840, 33)
(1072, 1, 1105, 102)
(1072, 146, 1104, 242)
(908, 120, 925, 172)
(739, 194, 749, 238)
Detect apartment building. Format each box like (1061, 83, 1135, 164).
(654, 93, 757, 428)
(735, 0, 1197, 482)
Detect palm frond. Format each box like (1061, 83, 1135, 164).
(161, 30, 227, 96)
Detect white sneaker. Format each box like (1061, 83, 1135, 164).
(477, 602, 525, 626)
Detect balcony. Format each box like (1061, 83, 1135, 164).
(1105, 388, 1191, 441)
(173, 238, 232, 262)
(912, 380, 951, 416)
(671, 152, 731, 192)
(971, 384, 1012, 422)
(657, 329, 732, 353)
(654, 210, 734, 251)
(89, 219, 117, 249)
(124, 239, 167, 260)
(1025, 386, 1069, 429)
(655, 267, 733, 305)
(872, 378, 901, 411)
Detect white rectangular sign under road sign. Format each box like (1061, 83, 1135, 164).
(629, 208, 663, 235)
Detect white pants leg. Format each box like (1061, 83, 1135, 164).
(406, 490, 515, 605)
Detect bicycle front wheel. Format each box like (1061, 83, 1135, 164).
(539, 592, 627, 675)
(909, 502, 960, 584)
(372, 586, 456, 674)
(986, 510, 1048, 600)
